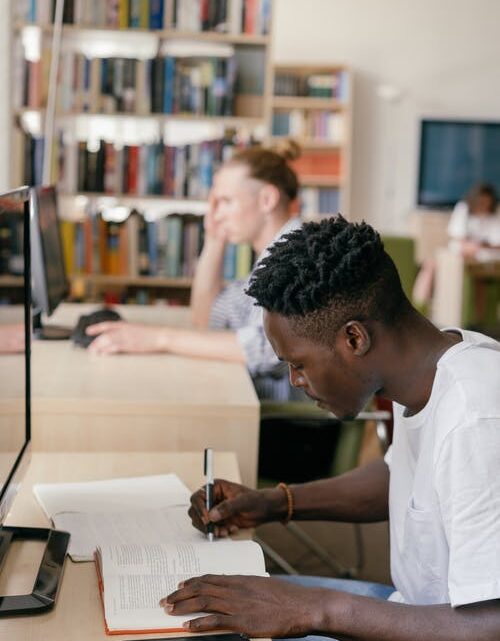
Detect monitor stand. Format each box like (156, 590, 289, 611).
(32, 311, 72, 341)
(0, 526, 70, 616)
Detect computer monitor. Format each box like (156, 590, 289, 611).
(0, 187, 69, 616)
(30, 185, 71, 339)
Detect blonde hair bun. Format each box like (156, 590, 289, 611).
(271, 138, 301, 162)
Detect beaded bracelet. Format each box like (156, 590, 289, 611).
(277, 481, 294, 524)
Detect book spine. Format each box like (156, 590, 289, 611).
(118, 221, 129, 275)
(60, 220, 76, 276)
(127, 145, 139, 194)
(149, 0, 163, 28)
(118, 0, 130, 27)
(83, 216, 94, 274)
(165, 215, 182, 277)
(138, 215, 150, 275)
(139, 0, 150, 27)
(74, 222, 85, 274)
(106, 221, 121, 275)
(129, 0, 141, 26)
(126, 213, 139, 277)
(147, 220, 158, 275)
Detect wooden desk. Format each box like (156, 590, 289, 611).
(32, 304, 259, 487)
(0, 451, 240, 641)
(432, 248, 500, 328)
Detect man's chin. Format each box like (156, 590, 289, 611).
(315, 399, 334, 413)
(316, 400, 356, 421)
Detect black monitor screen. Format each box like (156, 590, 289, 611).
(418, 119, 500, 208)
(31, 186, 68, 316)
(0, 187, 30, 525)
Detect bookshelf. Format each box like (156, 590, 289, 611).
(270, 63, 352, 220)
(11, 0, 274, 304)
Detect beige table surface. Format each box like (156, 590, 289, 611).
(32, 304, 259, 486)
(0, 451, 241, 641)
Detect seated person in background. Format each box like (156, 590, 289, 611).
(413, 182, 500, 308)
(448, 182, 500, 255)
(163, 216, 500, 641)
(87, 141, 303, 400)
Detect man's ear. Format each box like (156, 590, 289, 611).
(341, 321, 371, 356)
(258, 183, 281, 214)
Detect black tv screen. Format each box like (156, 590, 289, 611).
(417, 119, 500, 208)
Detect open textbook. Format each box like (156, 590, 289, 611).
(33, 474, 196, 561)
(95, 539, 267, 635)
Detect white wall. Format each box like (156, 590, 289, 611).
(273, 0, 500, 232)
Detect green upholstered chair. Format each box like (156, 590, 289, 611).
(256, 400, 391, 577)
(381, 235, 419, 302)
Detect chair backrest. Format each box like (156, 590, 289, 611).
(382, 235, 418, 300)
(328, 420, 365, 476)
(259, 401, 367, 485)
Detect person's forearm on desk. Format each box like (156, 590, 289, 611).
(164, 575, 500, 641)
(157, 326, 246, 363)
(87, 322, 246, 363)
(190, 237, 226, 329)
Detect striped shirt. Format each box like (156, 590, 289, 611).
(209, 218, 304, 401)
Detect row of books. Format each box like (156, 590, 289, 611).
(18, 51, 238, 117)
(59, 211, 253, 281)
(172, 0, 270, 36)
(274, 71, 349, 102)
(20, 132, 238, 195)
(19, 0, 270, 35)
(20, 0, 159, 28)
(272, 111, 345, 144)
(300, 187, 340, 217)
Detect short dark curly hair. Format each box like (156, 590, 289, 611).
(246, 215, 411, 345)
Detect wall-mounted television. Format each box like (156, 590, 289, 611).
(417, 119, 500, 208)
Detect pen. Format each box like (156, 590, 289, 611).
(204, 447, 214, 542)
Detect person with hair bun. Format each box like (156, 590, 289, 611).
(87, 140, 303, 400)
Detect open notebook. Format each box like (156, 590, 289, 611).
(33, 473, 195, 561)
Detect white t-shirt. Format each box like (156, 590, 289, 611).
(385, 328, 500, 607)
(447, 201, 500, 247)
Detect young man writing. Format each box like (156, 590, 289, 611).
(161, 216, 500, 641)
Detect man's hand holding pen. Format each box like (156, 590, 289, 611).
(189, 477, 289, 538)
